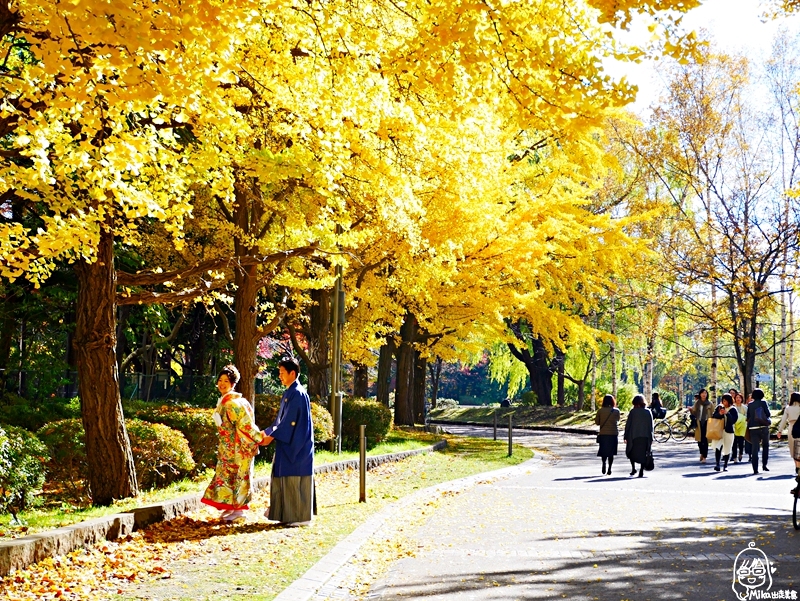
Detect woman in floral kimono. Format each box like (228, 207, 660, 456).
(201, 365, 266, 522)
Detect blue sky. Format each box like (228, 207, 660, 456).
(607, 0, 800, 112)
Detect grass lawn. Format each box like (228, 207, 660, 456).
(0, 429, 441, 538)
(0, 434, 534, 601)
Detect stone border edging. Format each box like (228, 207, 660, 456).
(429, 419, 596, 436)
(274, 454, 545, 601)
(0, 440, 447, 577)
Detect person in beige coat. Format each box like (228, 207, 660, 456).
(776, 391, 800, 476)
(595, 394, 621, 475)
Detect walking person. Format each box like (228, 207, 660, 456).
(746, 388, 771, 475)
(691, 388, 713, 463)
(710, 394, 737, 472)
(595, 394, 620, 475)
(624, 395, 654, 478)
(732, 392, 747, 463)
(261, 357, 316, 525)
(201, 365, 268, 523)
(776, 392, 800, 476)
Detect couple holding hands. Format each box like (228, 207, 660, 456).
(200, 358, 315, 525)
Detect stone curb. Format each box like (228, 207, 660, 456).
(0, 440, 447, 577)
(277, 454, 546, 601)
(429, 419, 596, 436)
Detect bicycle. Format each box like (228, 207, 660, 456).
(653, 410, 695, 443)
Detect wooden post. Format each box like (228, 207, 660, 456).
(508, 414, 513, 457)
(359, 425, 366, 503)
(493, 410, 497, 441)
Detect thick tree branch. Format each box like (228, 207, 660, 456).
(120, 313, 185, 371)
(214, 300, 235, 343)
(117, 245, 318, 286)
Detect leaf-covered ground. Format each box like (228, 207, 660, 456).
(0, 436, 531, 601)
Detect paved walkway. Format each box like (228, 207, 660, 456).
(313, 426, 800, 601)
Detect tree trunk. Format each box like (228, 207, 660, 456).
(790, 293, 796, 393)
(305, 288, 331, 401)
(556, 351, 565, 407)
(610, 296, 617, 397)
(353, 362, 368, 398)
(428, 356, 442, 408)
(508, 334, 554, 406)
(394, 313, 416, 426)
(585, 350, 596, 411)
(233, 262, 258, 405)
(376, 339, 395, 407)
(643, 334, 655, 402)
(0, 291, 17, 393)
(73, 227, 137, 505)
(413, 351, 426, 423)
(576, 380, 585, 410)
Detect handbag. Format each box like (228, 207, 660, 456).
(644, 450, 655, 471)
(752, 403, 771, 427)
(706, 417, 725, 441)
(744, 427, 751, 444)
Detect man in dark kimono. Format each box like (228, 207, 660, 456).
(262, 357, 315, 524)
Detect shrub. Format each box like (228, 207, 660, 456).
(126, 419, 195, 489)
(519, 391, 537, 406)
(311, 402, 334, 443)
(254, 394, 333, 445)
(341, 397, 392, 450)
(614, 383, 638, 412)
(36, 418, 89, 501)
(0, 394, 81, 432)
(125, 404, 217, 470)
(253, 394, 282, 430)
(37, 418, 195, 500)
(656, 389, 679, 410)
(434, 397, 459, 409)
(0, 425, 49, 518)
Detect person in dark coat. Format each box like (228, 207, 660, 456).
(261, 357, 316, 525)
(624, 395, 654, 478)
(746, 388, 771, 475)
(595, 394, 620, 475)
(649, 392, 666, 420)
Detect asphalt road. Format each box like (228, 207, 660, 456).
(364, 425, 800, 601)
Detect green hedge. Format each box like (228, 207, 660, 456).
(37, 418, 195, 501)
(0, 424, 49, 518)
(0, 394, 81, 432)
(253, 394, 334, 444)
(341, 397, 392, 450)
(35, 419, 88, 500)
(126, 419, 195, 489)
(125, 404, 217, 470)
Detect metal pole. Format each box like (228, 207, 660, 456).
(508, 414, 513, 457)
(359, 425, 366, 503)
(493, 410, 497, 441)
(773, 328, 777, 406)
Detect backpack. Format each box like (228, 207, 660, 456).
(750, 402, 771, 427)
(792, 416, 800, 439)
